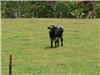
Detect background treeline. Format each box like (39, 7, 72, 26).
(1, 1, 100, 18)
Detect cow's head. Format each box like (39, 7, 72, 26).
(47, 25, 56, 33)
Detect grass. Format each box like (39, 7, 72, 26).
(1, 18, 100, 75)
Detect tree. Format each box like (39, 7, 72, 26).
(96, 2, 100, 18)
(1, 1, 100, 18)
(75, 1, 96, 18)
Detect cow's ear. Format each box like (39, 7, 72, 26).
(47, 27, 50, 29)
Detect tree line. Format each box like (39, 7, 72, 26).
(1, 1, 100, 18)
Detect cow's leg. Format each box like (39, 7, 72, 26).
(57, 39, 59, 47)
(55, 40, 57, 47)
(51, 39, 53, 48)
(55, 39, 59, 47)
(61, 37, 63, 46)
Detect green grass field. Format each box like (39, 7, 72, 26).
(2, 18, 100, 75)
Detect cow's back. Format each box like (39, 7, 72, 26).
(55, 26, 63, 37)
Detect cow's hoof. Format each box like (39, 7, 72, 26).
(61, 44, 63, 46)
(55, 46, 59, 48)
(51, 46, 53, 48)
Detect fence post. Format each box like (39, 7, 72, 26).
(9, 55, 12, 75)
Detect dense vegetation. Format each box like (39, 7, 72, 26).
(1, 1, 100, 18)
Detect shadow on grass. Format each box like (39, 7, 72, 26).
(44, 46, 58, 49)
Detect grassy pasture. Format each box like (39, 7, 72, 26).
(1, 18, 100, 75)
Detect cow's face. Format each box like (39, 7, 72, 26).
(47, 25, 55, 33)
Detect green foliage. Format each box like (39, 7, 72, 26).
(96, 3, 100, 18)
(71, 9, 85, 18)
(1, 1, 100, 18)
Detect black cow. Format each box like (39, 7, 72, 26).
(48, 25, 64, 48)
